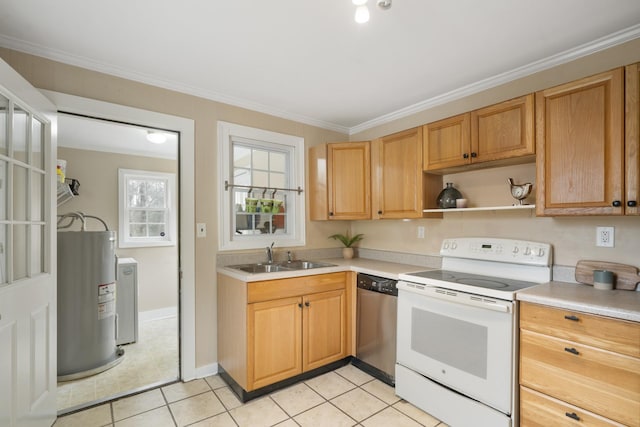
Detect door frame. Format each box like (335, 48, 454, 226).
(42, 90, 197, 380)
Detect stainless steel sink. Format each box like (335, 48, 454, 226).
(278, 260, 336, 270)
(228, 263, 293, 273)
(227, 260, 336, 273)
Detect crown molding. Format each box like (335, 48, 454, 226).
(0, 34, 350, 135)
(2, 23, 639, 137)
(348, 23, 640, 135)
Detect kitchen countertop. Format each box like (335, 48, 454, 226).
(517, 281, 640, 322)
(217, 257, 429, 282)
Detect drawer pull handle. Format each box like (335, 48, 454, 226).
(564, 315, 579, 321)
(564, 347, 580, 355)
(565, 412, 581, 421)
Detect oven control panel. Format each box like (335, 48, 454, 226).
(440, 238, 552, 266)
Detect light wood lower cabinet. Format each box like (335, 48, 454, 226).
(247, 296, 302, 390)
(218, 272, 352, 393)
(519, 302, 640, 427)
(520, 386, 626, 427)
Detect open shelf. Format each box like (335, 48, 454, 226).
(423, 204, 535, 213)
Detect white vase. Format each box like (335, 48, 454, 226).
(342, 247, 354, 259)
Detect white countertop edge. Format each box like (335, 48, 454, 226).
(517, 282, 640, 322)
(216, 258, 429, 282)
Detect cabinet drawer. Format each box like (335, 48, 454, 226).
(520, 330, 640, 426)
(520, 386, 626, 427)
(248, 272, 346, 303)
(520, 302, 640, 357)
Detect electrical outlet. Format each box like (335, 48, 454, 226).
(596, 226, 614, 247)
(197, 223, 207, 238)
(417, 226, 425, 239)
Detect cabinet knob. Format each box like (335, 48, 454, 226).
(377, 210, 382, 215)
(298, 303, 303, 308)
(565, 412, 581, 421)
(304, 301, 310, 307)
(612, 200, 622, 207)
(329, 212, 334, 216)
(471, 152, 477, 158)
(462, 153, 469, 159)
(628, 200, 637, 207)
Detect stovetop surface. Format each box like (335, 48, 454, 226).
(402, 269, 540, 293)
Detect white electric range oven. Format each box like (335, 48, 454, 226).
(396, 238, 552, 427)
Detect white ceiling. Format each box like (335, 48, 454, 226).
(1, 0, 640, 134)
(58, 113, 178, 160)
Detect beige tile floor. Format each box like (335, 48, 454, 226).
(54, 364, 449, 427)
(57, 316, 179, 412)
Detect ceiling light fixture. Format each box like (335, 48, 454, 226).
(354, 5, 370, 23)
(352, 0, 391, 24)
(146, 130, 167, 144)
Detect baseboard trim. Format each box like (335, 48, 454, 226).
(195, 362, 219, 379)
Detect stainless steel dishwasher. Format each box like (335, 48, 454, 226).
(353, 273, 398, 386)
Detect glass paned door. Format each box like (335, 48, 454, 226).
(0, 97, 48, 285)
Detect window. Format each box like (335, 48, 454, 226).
(118, 169, 176, 248)
(218, 122, 305, 250)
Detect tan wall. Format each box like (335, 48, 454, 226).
(4, 37, 640, 370)
(353, 163, 640, 267)
(58, 147, 179, 313)
(0, 47, 349, 368)
(350, 38, 640, 269)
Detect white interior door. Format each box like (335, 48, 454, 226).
(0, 59, 57, 427)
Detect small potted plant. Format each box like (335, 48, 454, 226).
(329, 230, 364, 259)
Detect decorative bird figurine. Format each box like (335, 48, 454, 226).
(507, 178, 532, 205)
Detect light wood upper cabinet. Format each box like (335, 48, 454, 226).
(535, 68, 625, 216)
(626, 62, 640, 215)
(423, 95, 534, 172)
(423, 113, 470, 170)
(373, 127, 441, 218)
(471, 94, 535, 163)
(309, 142, 371, 220)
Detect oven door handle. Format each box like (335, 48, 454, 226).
(426, 287, 511, 313)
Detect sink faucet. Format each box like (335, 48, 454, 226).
(266, 242, 275, 264)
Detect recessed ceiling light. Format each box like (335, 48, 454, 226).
(352, 0, 367, 5)
(146, 130, 167, 144)
(355, 5, 370, 23)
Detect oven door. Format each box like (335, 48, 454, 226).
(396, 282, 515, 414)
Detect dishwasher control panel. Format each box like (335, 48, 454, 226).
(357, 273, 398, 296)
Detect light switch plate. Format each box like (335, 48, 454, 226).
(197, 223, 207, 238)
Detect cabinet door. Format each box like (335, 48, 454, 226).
(520, 329, 640, 427)
(535, 68, 625, 216)
(471, 94, 535, 163)
(248, 296, 302, 390)
(626, 63, 640, 215)
(308, 144, 328, 220)
(373, 127, 425, 218)
(423, 113, 470, 170)
(520, 386, 623, 427)
(327, 141, 371, 220)
(303, 289, 346, 372)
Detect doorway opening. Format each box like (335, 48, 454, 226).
(56, 113, 180, 413)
